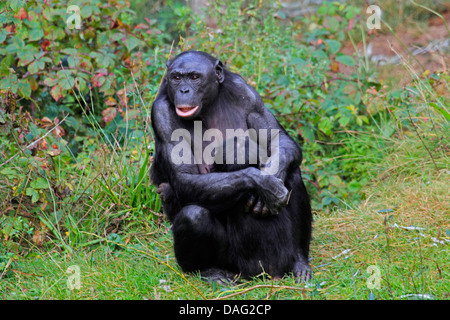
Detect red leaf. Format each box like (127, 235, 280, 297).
(48, 148, 61, 157)
(92, 74, 106, 88)
(105, 96, 117, 106)
(39, 139, 48, 150)
(50, 85, 64, 102)
(135, 23, 149, 30)
(40, 39, 51, 51)
(15, 8, 27, 20)
(102, 107, 117, 124)
(347, 18, 356, 31)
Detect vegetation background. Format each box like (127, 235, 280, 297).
(0, 0, 448, 300)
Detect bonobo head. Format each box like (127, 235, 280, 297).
(165, 51, 224, 119)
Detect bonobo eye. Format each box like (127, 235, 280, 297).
(172, 75, 181, 81)
(191, 74, 200, 80)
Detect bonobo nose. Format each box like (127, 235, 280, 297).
(180, 87, 190, 94)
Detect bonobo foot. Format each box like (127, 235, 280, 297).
(156, 182, 173, 202)
(201, 268, 238, 286)
(293, 256, 312, 283)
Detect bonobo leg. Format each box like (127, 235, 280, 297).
(171, 205, 232, 282)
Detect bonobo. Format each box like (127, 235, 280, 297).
(150, 51, 312, 282)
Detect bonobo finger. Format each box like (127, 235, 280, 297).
(252, 199, 264, 216)
(156, 183, 172, 202)
(261, 204, 270, 216)
(261, 175, 288, 200)
(156, 183, 168, 194)
(245, 194, 257, 213)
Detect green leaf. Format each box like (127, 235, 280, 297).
(28, 28, 44, 41)
(26, 188, 39, 203)
(17, 45, 38, 66)
(338, 116, 350, 127)
(44, 77, 58, 87)
(81, 5, 94, 18)
(0, 74, 18, 93)
(336, 54, 355, 66)
(429, 102, 450, 121)
(377, 208, 394, 213)
(28, 59, 46, 74)
(123, 36, 141, 52)
(18, 80, 31, 98)
(325, 39, 341, 54)
(317, 5, 328, 15)
(9, 0, 26, 11)
(31, 177, 49, 190)
(0, 168, 17, 176)
(318, 118, 333, 136)
(5, 37, 25, 54)
(59, 75, 75, 90)
(327, 16, 340, 31)
(312, 49, 327, 60)
(0, 29, 8, 43)
(28, 122, 40, 138)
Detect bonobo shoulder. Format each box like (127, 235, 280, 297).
(151, 96, 174, 134)
(228, 72, 261, 110)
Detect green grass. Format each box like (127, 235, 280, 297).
(1, 161, 448, 300)
(311, 173, 449, 300)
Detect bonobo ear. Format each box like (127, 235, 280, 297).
(214, 59, 225, 83)
(165, 60, 172, 83)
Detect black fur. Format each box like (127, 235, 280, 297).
(150, 51, 312, 281)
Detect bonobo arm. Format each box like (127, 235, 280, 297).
(246, 89, 303, 182)
(244, 87, 303, 216)
(151, 95, 288, 214)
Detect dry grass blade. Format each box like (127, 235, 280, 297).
(214, 284, 308, 300)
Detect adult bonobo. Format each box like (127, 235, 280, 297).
(150, 51, 312, 282)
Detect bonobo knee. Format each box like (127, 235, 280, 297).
(173, 205, 211, 232)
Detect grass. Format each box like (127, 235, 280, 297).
(311, 171, 449, 300)
(1, 149, 448, 300)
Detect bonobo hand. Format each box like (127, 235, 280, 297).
(245, 169, 290, 216)
(156, 182, 174, 202)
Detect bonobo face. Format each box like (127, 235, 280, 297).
(166, 52, 224, 119)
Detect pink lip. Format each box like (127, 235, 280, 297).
(176, 105, 200, 117)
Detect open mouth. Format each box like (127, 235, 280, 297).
(176, 105, 200, 118)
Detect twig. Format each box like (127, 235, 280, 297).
(0, 257, 12, 280)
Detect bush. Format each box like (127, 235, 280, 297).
(0, 0, 167, 247)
